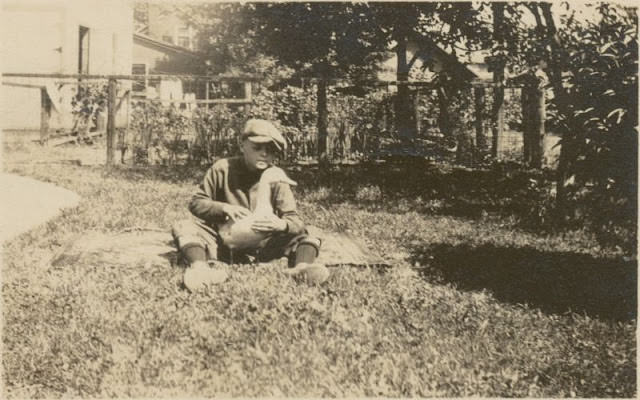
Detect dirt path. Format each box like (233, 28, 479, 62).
(0, 173, 80, 243)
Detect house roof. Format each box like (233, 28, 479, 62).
(412, 37, 485, 81)
(133, 33, 200, 58)
(377, 35, 492, 83)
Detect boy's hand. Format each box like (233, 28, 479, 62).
(222, 204, 251, 221)
(251, 214, 287, 233)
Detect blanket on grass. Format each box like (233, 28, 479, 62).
(51, 226, 388, 271)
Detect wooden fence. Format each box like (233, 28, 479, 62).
(2, 72, 547, 167)
(2, 73, 259, 166)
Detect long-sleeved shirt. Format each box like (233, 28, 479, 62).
(189, 156, 305, 235)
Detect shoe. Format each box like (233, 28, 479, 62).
(183, 261, 228, 292)
(283, 262, 330, 284)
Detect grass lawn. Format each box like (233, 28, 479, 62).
(2, 141, 636, 398)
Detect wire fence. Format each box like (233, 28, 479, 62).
(2, 72, 546, 167)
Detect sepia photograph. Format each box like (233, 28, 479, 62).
(1, 0, 637, 397)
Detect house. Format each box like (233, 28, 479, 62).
(377, 38, 491, 83)
(143, 3, 198, 51)
(132, 33, 205, 100)
(131, 3, 206, 101)
(1, 0, 133, 131)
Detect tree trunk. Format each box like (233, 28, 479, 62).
(538, 3, 572, 213)
(530, 84, 545, 168)
(317, 78, 329, 163)
(491, 2, 505, 159)
(522, 85, 531, 164)
(414, 90, 421, 136)
(394, 34, 416, 145)
(455, 88, 474, 166)
(474, 86, 487, 158)
(555, 136, 574, 220)
(522, 80, 546, 168)
(540, 4, 564, 107)
(437, 86, 451, 140)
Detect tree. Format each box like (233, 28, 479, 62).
(181, 3, 260, 75)
(367, 3, 428, 146)
(249, 2, 384, 161)
(490, 2, 506, 158)
(553, 4, 637, 252)
(133, 2, 149, 34)
(367, 2, 489, 148)
(503, 2, 637, 252)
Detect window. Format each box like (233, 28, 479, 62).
(178, 26, 189, 35)
(162, 35, 173, 44)
(178, 36, 190, 49)
(132, 64, 147, 93)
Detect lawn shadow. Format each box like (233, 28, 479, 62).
(103, 160, 550, 223)
(409, 243, 637, 322)
(288, 160, 554, 220)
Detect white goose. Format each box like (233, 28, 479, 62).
(218, 166, 296, 251)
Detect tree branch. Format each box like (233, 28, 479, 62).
(523, 2, 545, 38)
(525, 2, 543, 26)
(407, 51, 421, 71)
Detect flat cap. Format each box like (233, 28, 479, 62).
(242, 119, 286, 152)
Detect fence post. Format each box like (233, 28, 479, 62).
(474, 85, 487, 157)
(522, 85, 531, 164)
(530, 84, 545, 168)
(243, 81, 252, 119)
(121, 89, 131, 164)
(414, 89, 421, 135)
(491, 83, 505, 158)
(317, 79, 328, 162)
(106, 78, 117, 166)
(40, 87, 51, 144)
(522, 82, 545, 168)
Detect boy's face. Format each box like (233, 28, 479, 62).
(240, 139, 279, 172)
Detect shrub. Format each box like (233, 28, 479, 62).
(71, 83, 107, 136)
(191, 105, 244, 165)
(249, 85, 317, 161)
(554, 4, 638, 254)
(130, 101, 195, 166)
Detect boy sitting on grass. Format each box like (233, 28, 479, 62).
(172, 119, 329, 291)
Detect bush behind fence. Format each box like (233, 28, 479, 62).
(126, 83, 525, 166)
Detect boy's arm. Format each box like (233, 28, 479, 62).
(188, 167, 228, 224)
(272, 182, 306, 235)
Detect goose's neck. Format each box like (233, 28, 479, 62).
(254, 178, 273, 215)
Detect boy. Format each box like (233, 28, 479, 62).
(172, 119, 329, 291)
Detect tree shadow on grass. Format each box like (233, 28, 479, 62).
(288, 161, 554, 220)
(409, 243, 637, 322)
(104, 160, 550, 222)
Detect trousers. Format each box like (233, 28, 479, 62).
(171, 218, 320, 266)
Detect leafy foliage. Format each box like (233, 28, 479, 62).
(248, 85, 317, 161)
(250, 3, 384, 79)
(71, 84, 107, 133)
(129, 101, 194, 165)
(476, 2, 638, 253)
(191, 105, 244, 164)
(551, 4, 638, 254)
